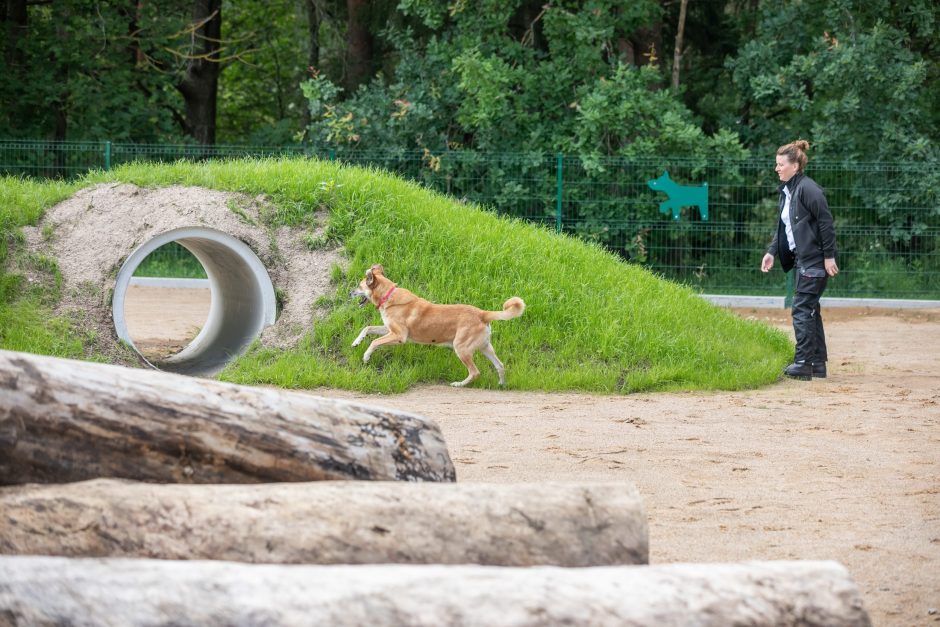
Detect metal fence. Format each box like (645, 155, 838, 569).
(2, 140, 938, 299)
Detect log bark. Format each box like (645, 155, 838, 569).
(0, 350, 454, 484)
(0, 479, 647, 566)
(0, 556, 872, 626)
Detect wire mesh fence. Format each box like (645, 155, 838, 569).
(2, 140, 938, 299)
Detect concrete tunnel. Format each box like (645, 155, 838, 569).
(112, 227, 277, 376)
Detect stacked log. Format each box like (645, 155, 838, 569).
(0, 556, 871, 626)
(0, 479, 648, 566)
(0, 349, 454, 484)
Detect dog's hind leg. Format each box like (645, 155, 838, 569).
(479, 342, 506, 386)
(352, 325, 388, 347)
(451, 348, 481, 387)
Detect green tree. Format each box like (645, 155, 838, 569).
(301, 0, 744, 159)
(0, 0, 183, 141)
(726, 0, 938, 160)
(218, 0, 313, 144)
(0, 0, 270, 144)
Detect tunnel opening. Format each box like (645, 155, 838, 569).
(126, 242, 211, 363)
(113, 227, 277, 376)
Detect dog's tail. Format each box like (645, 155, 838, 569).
(483, 297, 526, 323)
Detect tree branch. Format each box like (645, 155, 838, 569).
(671, 0, 688, 90)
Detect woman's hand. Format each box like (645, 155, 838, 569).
(825, 258, 839, 277)
(761, 253, 775, 273)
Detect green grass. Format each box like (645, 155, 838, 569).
(134, 243, 208, 278)
(0, 176, 92, 359)
(1, 158, 793, 392)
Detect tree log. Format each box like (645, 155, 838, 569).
(0, 479, 647, 566)
(0, 350, 454, 484)
(0, 556, 871, 626)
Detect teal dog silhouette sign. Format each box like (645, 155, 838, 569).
(647, 171, 708, 221)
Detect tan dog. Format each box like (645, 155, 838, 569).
(351, 264, 525, 387)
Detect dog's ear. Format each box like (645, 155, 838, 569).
(370, 263, 385, 276)
(366, 268, 375, 288)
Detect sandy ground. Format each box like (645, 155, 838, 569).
(124, 285, 212, 360)
(125, 286, 940, 626)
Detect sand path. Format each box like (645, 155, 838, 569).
(126, 287, 940, 626)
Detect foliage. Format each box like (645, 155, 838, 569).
(300, 0, 743, 160)
(726, 0, 938, 159)
(562, 63, 746, 161)
(134, 243, 208, 279)
(218, 0, 315, 144)
(2, 1, 936, 289)
(0, 0, 192, 141)
(3, 1, 935, 165)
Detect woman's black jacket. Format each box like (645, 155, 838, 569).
(766, 172, 837, 272)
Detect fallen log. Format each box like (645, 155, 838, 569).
(0, 349, 454, 484)
(0, 556, 871, 626)
(0, 479, 647, 566)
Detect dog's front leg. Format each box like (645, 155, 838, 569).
(352, 325, 388, 347)
(363, 332, 404, 363)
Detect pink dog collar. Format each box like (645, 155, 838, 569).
(377, 286, 396, 308)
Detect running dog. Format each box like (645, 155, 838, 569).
(351, 264, 525, 387)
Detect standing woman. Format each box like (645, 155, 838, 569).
(761, 139, 839, 380)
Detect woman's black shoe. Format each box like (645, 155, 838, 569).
(812, 362, 827, 378)
(784, 362, 812, 380)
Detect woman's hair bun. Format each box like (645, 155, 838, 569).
(793, 139, 810, 152)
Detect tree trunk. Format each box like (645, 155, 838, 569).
(126, 0, 145, 67)
(3, 0, 26, 68)
(0, 350, 455, 484)
(302, 0, 323, 133)
(0, 556, 872, 626)
(0, 479, 647, 566)
(176, 0, 222, 144)
(671, 0, 688, 90)
(344, 0, 373, 93)
(306, 0, 321, 71)
(509, 0, 547, 50)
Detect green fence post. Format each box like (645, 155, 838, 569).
(329, 148, 336, 161)
(555, 153, 563, 233)
(103, 141, 112, 171)
(784, 270, 794, 309)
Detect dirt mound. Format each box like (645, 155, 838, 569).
(22, 183, 342, 363)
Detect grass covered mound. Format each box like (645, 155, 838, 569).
(0, 177, 88, 359)
(0, 158, 792, 393)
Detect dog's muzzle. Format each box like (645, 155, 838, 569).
(351, 289, 368, 307)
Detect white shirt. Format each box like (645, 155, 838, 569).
(781, 185, 796, 252)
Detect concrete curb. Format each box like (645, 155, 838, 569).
(702, 294, 940, 309)
(130, 277, 210, 289)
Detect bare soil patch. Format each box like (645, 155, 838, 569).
(126, 290, 940, 626)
